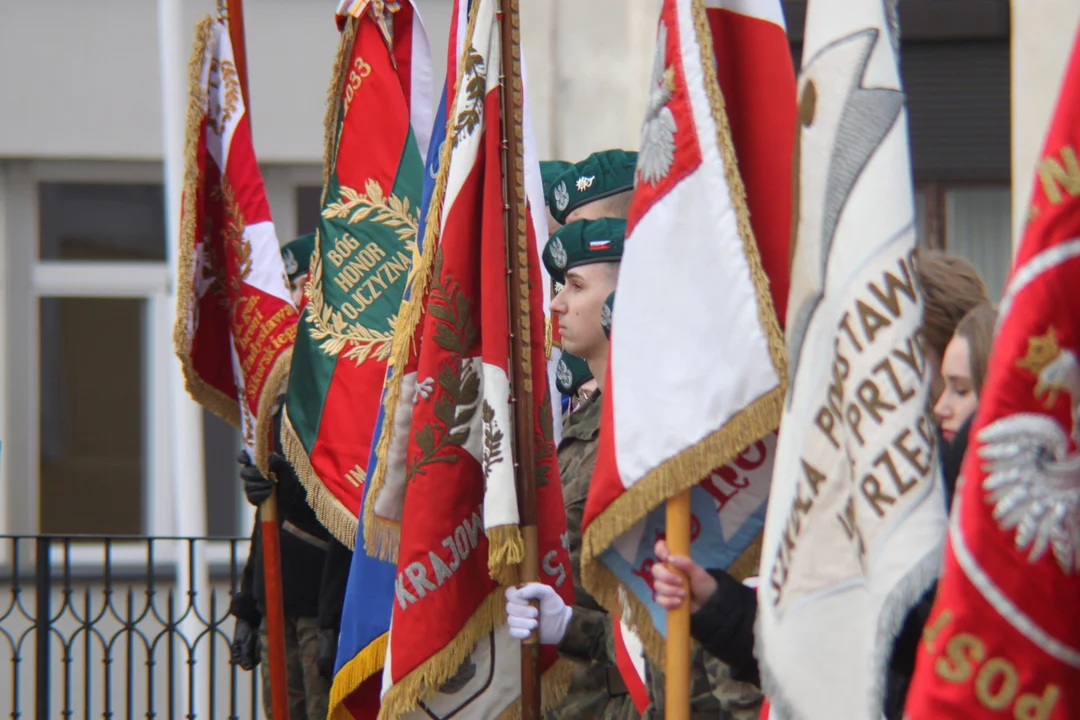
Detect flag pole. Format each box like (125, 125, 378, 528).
(665, 491, 692, 720)
(219, 2, 289, 719)
(496, 0, 542, 716)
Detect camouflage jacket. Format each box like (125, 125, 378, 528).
(548, 391, 638, 720)
(553, 393, 763, 719)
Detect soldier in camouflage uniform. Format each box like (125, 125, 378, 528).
(555, 352, 596, 418)
(507, 214, 763, 717)
(539, 217, 638, 719)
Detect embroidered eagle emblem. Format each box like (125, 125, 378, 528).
(979, 327, 1080, 574)
(601, 302, 613, 336)
(556, 358, 573, 390)
(637, 21, 677, 186)
(553, 181, 570, 212)
(550, 237, 568, 269)
(282, 248, 298, 277)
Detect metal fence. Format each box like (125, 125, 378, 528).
(0, 535, 263, 720)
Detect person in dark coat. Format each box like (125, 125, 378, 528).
(230, 235, 331, 719)
(229, 404, 331, 720)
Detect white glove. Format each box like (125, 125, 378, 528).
(504, 583, 572, 644)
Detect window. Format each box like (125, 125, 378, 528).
(38, 297, 146, 534)
(915, 182, 1012, 302)
(38, 183, 166, 261)
(296, 185, 323, 237)
(19, 166, 248, 538)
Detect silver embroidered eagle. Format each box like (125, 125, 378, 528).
(637, 22, 676, 186)
(979, 413, 1080, 574)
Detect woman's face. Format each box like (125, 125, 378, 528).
(933, 335, 979, 442)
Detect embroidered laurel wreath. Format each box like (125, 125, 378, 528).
(306, 179, 418, 364)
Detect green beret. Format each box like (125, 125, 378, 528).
(281, 234, 316, 281)
(547, 149, 638, 224)
(555, 353, 593, 395)
(540, 160, 574, 199)
(543, 218, 626, 284)
(602, 291, 614, 339)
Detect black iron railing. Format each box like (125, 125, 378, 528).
(0, 535, 262, 720)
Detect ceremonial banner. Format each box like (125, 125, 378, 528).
(362, 0, 561, 560)
(372, 0, 573, 716)
(904, 25, 1080, 720)
(175, 16, 298, 471)
(755, 1, 946, 717)
(328, 6, 459, 714)
(282, 0, 432, 545)
(579, 0, 790, 666)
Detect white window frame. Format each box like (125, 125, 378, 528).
(0, 158, 320, 570)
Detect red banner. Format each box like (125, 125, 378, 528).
(905, 25, 1080, 720)
(175, 17, 298, 471)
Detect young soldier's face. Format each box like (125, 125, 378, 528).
(551, 263, 618, 360)
(290, 277, 305, 308)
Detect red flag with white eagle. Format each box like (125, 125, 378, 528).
(580, 0, 792, 674)
(904, 24, 1080, 720)
(371, 0, 573, 716)
(175, 15, 298, 471)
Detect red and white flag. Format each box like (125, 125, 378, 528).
(905, 23, 1080, 720)
(371, 0, 573, 716)
(175, 16, 298, 471)
(580, 0, 790, 672)
(756, 1, 946, 717)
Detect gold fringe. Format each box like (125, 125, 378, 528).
(171, 16, 245, 432)
(580, 388, 784, 661)
(253, 347, 293, 473)
(281, 408, 360, 549)
(376, 590, 575, 720)
(376, 587, 502, 720)
(693, 0, 788, 387)
(727, 532, 763, 584)
(365, 514, 403, 564)
(362, 1, 485, 558)
(486, 524, 524, 586)
(327, 632, 388, 720)
(322, 17, 357, 195)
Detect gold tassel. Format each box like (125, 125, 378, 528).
(362, 0, 485, 560)
(171, 16, 245, 432)
(327, 632, 389, 720)
(486, 524, 524, 586)
(253, 346, 293, 474)
(281, 409, 360, 549)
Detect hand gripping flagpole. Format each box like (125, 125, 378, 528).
(666, 491, 692, 720)
(497, 0, 542, 716)
(218, 2, 289, 719)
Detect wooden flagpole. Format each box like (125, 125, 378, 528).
(497, 0, 542, 716)
(219, 2, 289, 719)
(665, 491, 692, 720)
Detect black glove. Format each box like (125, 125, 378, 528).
(240, 463, 274, 506)
(268, 453, 300, 497)
(231, 617, 259, 671)
(316, 628, 338, 680)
